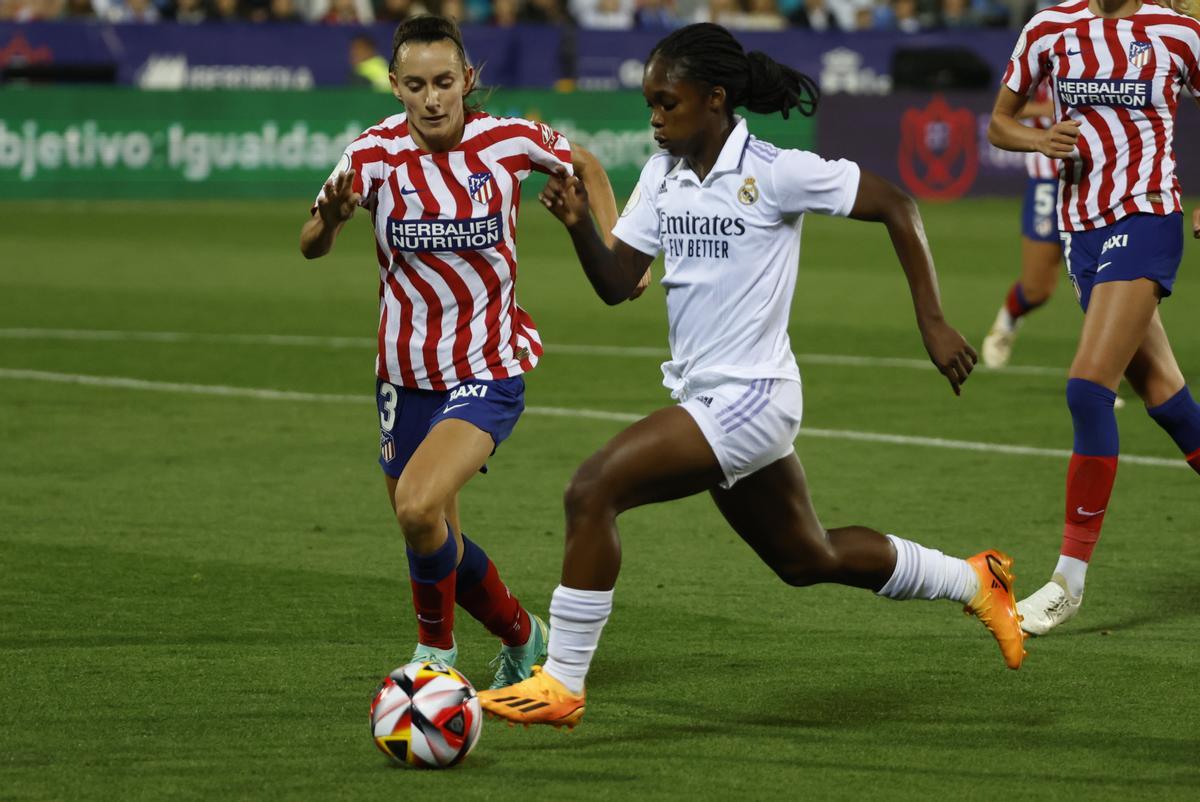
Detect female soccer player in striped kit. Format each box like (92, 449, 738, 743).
(981, 77, 1066, 368)
(479, 23, 1028, 730)
(989, 0, 1200, 634)
(300, 16, 629, 686)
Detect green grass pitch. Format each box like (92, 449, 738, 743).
(1, 198, 1198, 800)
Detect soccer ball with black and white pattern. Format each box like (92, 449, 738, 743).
(370, 661, 482, 768)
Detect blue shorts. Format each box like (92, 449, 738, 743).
(375, 376, 525, 478)
(1022, 178, 1060, 242)
(1061, 212, 1183, 312)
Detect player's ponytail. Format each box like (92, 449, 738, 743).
(648, 23, 820, 120)
(745, 51, 819, 119)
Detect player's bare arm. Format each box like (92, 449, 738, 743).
(989, 86, 1079, 159)
(1016, 98, 1054, 121)
(300, 168, 362, 259)
(568, 146, 653, 298)
(541, 168, 653, 304)
(848, 170, 978, 395)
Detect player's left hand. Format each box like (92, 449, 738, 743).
(920, 320, 978, 396)
(1192, 207, 1199, 239)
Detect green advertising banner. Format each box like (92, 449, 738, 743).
(0, 88, 814, 200)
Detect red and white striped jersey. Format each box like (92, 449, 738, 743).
(1004, 0, 1200, 231)
(1025, 78, 1060, 179)
(319, 111, 572, 390)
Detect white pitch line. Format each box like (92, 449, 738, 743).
(0, 327, 1065, 377)
(0, 367, 1184, 470)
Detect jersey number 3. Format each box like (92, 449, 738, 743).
(379, 383, 399, 431)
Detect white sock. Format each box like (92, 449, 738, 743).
(542, 585, 613, 695)
(876, 534, 978, 604)
(1054, 555, 1088, 598)
(999, 306, 1017, 332)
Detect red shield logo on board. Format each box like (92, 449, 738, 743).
(897, 95, 978, 200)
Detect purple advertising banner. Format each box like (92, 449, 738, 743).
(0, 22, 563, 88)
(817, 91, 1200, 200)
(4, 23, 1021, 94)
(575, 29, 1019, 93)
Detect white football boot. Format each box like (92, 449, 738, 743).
(981, 307, 1020, 369)
(1016, 573, 1083, 635)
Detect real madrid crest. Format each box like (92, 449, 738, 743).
(737, 177, 759, 205)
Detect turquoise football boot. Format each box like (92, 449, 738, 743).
(410, 638, 457, 668)
(487, 614, 548, 690)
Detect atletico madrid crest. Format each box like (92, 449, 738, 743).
(468, 171, 495, 204)
(1129, 41, 1152, 68)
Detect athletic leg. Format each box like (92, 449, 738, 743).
(1125, 311, 1200, 474)
(982, 230, 1061, 368)
(393, 419, 493, 656)
(709, 453, 1024, 668)
(479, 407, 724, 723)
(1019, 279, 1160, 635)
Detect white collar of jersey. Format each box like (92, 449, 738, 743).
(667, 116, 750, 187)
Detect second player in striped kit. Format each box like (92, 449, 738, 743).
(989, 0, 1200, 635)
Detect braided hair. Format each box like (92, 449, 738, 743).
(648, 23, 819, 120)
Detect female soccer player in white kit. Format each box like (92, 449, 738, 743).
(480, 23, 1028, 729)
(300, 16, 635, 687)
(989, 0, 1200, 635)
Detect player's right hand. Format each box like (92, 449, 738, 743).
(539, 166, 590, 228)
(1037, 121, 1080, 159)
(920, 320, 978, 396)
(317, 169, 361, 227)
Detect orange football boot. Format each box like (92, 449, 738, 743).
(964, 550, 1027, 670)
(478, 666, 585, 729)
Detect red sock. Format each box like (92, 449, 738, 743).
(1187, 447, 1200, 476)
(1061, 453, 1118, 562)
(410, 574, 456, 649)
(407, 534, 458, 650)
(457, 561, 531, 647)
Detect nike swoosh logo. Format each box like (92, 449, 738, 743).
(416, 615, 442, 624)
(1097, 261, 1112, 272)
(443, 403, 469, 414)
(1076, 506, 1106, 517)
(1067, 49, 1082, 56)
(400, 187, 420, 195)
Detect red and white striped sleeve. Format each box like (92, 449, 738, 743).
(311, 130, 379, 213)
(520, 120, 574, 176)
(1003, 18, 1054, 98)
(1181, 19, 1200, 96)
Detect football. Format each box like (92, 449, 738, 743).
(370, 662, 483, 769)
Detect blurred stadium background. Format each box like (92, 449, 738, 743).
(3, 5, 1200, 801)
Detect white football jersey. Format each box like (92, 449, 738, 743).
(613, 117, 861, 397)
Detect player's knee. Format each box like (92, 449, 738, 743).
(393, 493, 444, 539)
(563, 456, 615, 522)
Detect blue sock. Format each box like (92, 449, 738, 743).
(1146, 386, 1200, 457)
(1066, 378, 1119, 455)
(456, 533, 490, 589)
(406, 523, 458, 583)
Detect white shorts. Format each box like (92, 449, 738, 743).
(678, 378, 803, 489)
